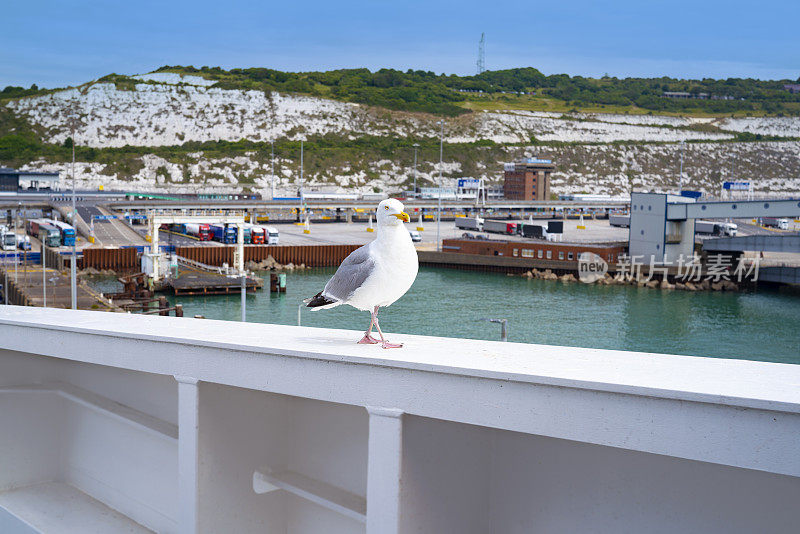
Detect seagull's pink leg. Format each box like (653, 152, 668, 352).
(357, 307, 380, 344)
(374, 307, 403, 349)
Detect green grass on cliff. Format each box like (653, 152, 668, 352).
(155, 65, 800, 118)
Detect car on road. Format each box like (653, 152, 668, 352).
(408, 230, 422, 242)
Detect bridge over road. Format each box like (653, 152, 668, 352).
(702, 234, 800, 253)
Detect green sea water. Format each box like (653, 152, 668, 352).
(90, 267, 800, 364)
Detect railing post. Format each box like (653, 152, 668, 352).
(366, 406, 403, 534)
(175, 376, 199, 534)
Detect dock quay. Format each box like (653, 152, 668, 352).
(0, 266, 118, 310)
(164, 266, 262, 296)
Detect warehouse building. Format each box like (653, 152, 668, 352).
(503, 158, 554, 201)
(0, 167, 60, 191)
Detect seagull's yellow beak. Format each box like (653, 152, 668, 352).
(392, 212, 410, 223)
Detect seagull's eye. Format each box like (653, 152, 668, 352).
(384, 206, 389, 210)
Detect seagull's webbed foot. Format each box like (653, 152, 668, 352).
(373, 309, 403, 348)
(358, 309, 380, 344)
(357, 333, 380, 344)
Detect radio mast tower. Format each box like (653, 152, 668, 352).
(477, 33, 486, 74)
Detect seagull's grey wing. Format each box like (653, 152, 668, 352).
(322, 245, 376, 302)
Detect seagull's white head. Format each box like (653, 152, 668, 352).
(376, 198, 410, 226)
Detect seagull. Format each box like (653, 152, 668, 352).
(304, 198, 419, 348)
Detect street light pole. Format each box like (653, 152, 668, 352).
(241, 272, 246, 322)
(437, 121, 444, 252)
(42, 239, 46, 308)
(678, 140, 685, 193)
(271, 138, 275, 200)
(299, 140, 304, 220)
(70, 128, 77, 309)
(14, 203, 19, 285)
(412, 143, 419, 196)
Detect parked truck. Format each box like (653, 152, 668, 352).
(483, 220, 517, 235)
(262, 226, 280, 245)
(518, 223, 547, 239)
(609, 215, 630, 228)
(49, 220, 76, 247)
(761, 217, 790, 230)
(519, 223, 547, 239)
(210, 224, 237, 244)
(695, 220, 737, 237)
(17, 234, 31, 250)
(455, 216, 484, 231)
(26, 219, 61, 247)
(248, 225, 266, 244)
(2, 230, 16, 251)
(183, 223, 212, 241)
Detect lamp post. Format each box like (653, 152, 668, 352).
(299, 140, 304, 221)
(271, 138, 275, 200)
(70, 128, 77, 309)
(42, 239, 47, 308)
(436, 121, 445, 252)
(412, 143, 420, 196)
(15, 202, 20, 285)
(678, 140, 685, 193)
(241, 270, 247, 322)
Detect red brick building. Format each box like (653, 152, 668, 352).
(442, 238, 626, 264)
(503, 158, 555, 200)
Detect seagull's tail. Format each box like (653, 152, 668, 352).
(304, 291, 341, 311)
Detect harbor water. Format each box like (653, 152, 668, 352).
(92, 267, 800, 364)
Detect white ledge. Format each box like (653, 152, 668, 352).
(0, 306, 798, 414)
(0, 482, 152, 534)
(0, 381, 178, 441)
(253, 469, 366, 523)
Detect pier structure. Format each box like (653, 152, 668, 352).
(0, 307, 797, 533)
(147, 212, 246, 281)
(0, 264, 118, 310)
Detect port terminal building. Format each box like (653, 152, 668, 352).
(0, 167, 60, 191)
(503, 158, 554, 201)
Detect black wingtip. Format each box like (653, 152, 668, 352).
(305, 291, 337, 308)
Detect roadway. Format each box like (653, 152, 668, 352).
(74, 205, 146, 247)
(136, 229, 225, 248)
(105, 198, 631, 212)
(274, 218, 629, 247)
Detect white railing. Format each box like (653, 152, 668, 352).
(0, 306, 798, 534)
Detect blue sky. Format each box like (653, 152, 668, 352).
(2, 0, 798, 88)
